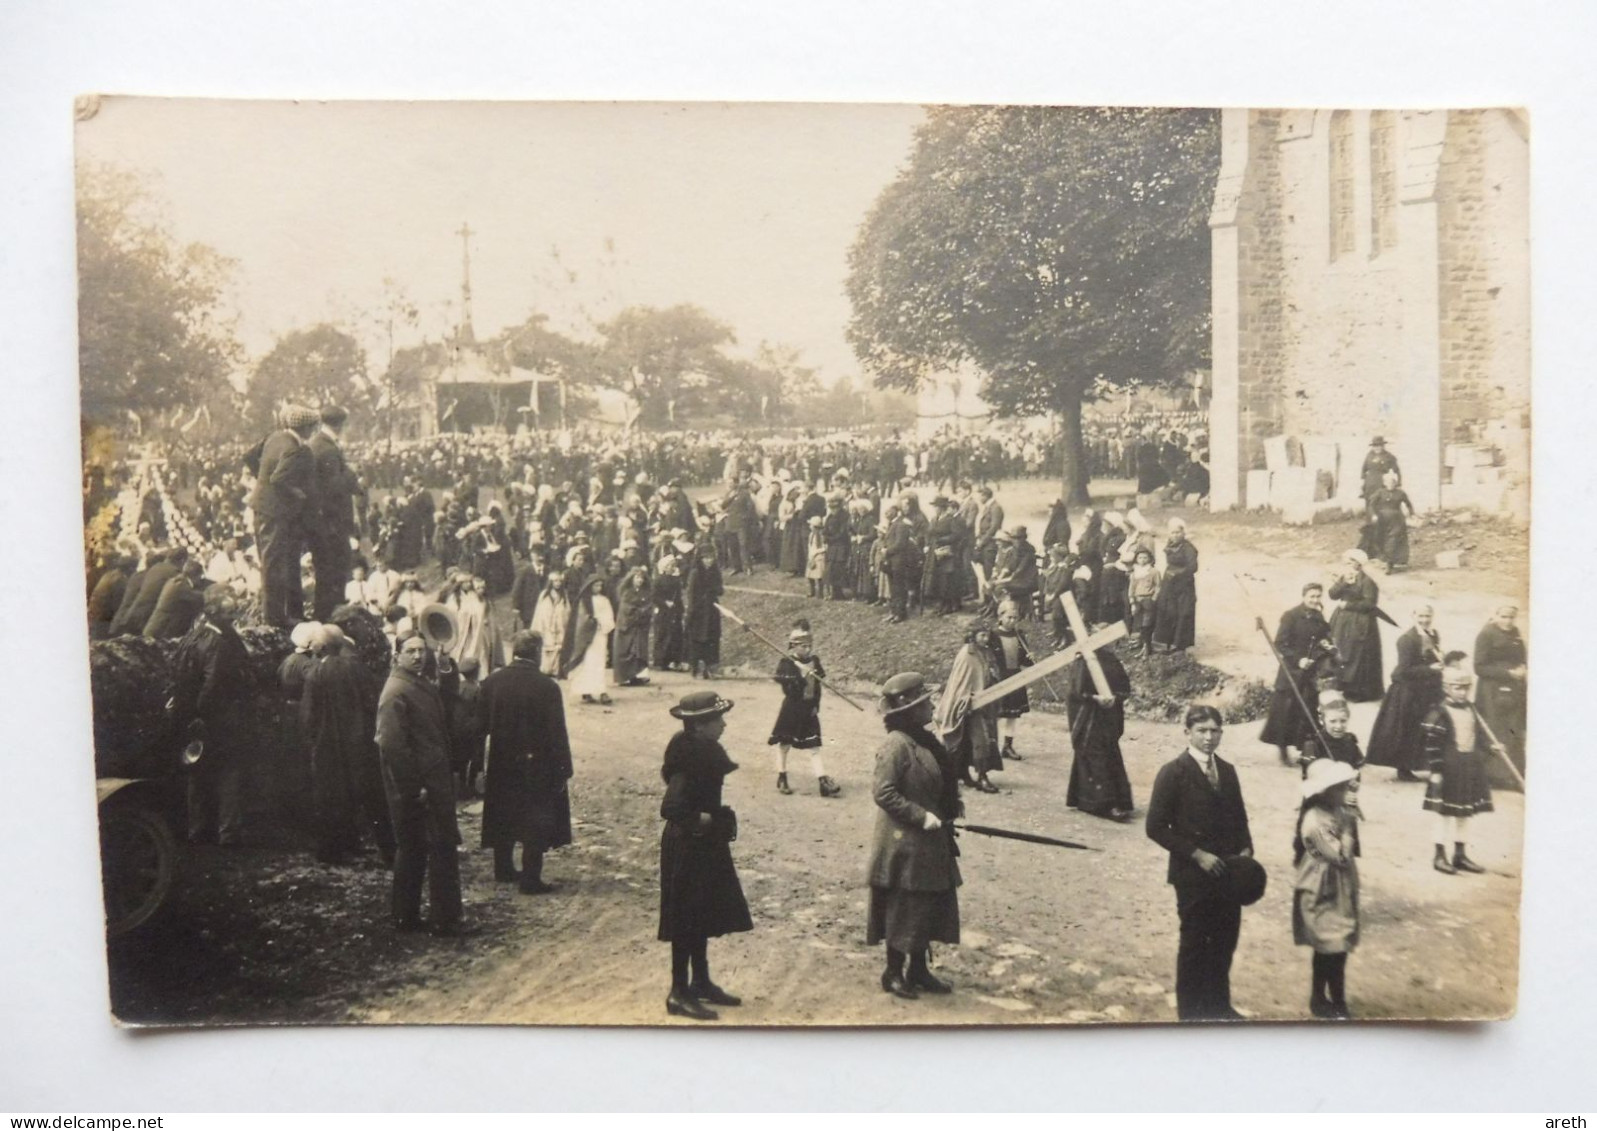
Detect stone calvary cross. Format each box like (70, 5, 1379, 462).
(969, 593, 1127, 710)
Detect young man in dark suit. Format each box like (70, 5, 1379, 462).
(1146, 704, 1255, 1021)
(308, 405, 362, 622)
(251, 405, 319, 628)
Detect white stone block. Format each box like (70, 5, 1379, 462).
(1245, 469, 1273, 509)
(1263, 435, 1292, 473)
(1302, 437, 1339, 475)
(1435, 550, 1465, 570)
(1270, 466, 1317, 509)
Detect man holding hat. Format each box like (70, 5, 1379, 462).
(867, 672, 962, 1000)
(1146, 704, 1256, 1021)
(251, 404, 320, 627)
(170, 588, 254, 847)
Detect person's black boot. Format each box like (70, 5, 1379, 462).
(881, 946, 917, 999)
(776, 772, 792, 795)
(519, 849, 554, 894)
(907, 951, 952, 994)
(1433, 844, 1457, 874)
(666, 986, 719, 1021)
(1453, 843, 1486, 874)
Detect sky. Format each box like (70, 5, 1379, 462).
(75, 97, 926, 386)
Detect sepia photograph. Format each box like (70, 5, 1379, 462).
(75, 97, 1528, 1030)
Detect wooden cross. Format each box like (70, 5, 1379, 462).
(969, 593, 1126, 709)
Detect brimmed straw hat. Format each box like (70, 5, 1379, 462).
(1302, 757, 1359, 801)
(669, 690, 735, 719)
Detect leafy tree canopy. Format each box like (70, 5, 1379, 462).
(76, 163, 242, 428)
(846, 106, 1218, 500)
(246, 323, 369, 432)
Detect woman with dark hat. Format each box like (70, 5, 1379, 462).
(867, 672, 962, 1000)
(658, 690, 752, 1021)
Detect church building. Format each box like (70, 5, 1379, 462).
(1207, 108, 1529, 518)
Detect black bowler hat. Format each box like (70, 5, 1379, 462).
(1219, 855, 1268, 906)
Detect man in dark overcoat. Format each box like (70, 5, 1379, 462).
(170, 588, 254, 846)
(375, 630, 465, 933)
(302, 624, 395, 865)
(822, 493, 852, 599)
(1146, 704, 1255, 1021)
(478, 631, 574, 894)
(251, 405, 319, 627)
(308, 405, 361, 622)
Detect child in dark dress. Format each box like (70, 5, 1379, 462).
(768, 620, 841, 798)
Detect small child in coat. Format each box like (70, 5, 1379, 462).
(1293, 757, 1361, 1019)
(804, 518, 827, 598)
(1126, 547, 1161, 655)
(768, 620, 840, 797)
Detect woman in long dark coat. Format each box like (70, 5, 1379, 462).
(658, 691, 752, 1021)
(1328, 550, 1384, 702)
(780, 486, 807, 576)
(1153, 520, 1198, 652)
(1366, 605, 1444, 780)
(1259, 584, 1336, 760)
(683, 546, 724, 678)
(1473, 604, 1527, 779)
(933, 627, 1004, 793)
(649, 557, 686, 671)
(612, 566, 653, 686)
(850, 502, 879, 603)
(479, 632, 573, 894)
(867, 673, 962, 1000)
(1064, 647, 1135, 820)
(1367, 471, 1414, 570)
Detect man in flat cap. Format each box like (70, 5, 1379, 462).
(309, 405, 362, 622)
(252, 405, 320, 628)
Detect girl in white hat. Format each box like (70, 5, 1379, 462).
(1293, 757, 1361, 1019)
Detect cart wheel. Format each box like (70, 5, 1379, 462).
(100, 800, 178, 939)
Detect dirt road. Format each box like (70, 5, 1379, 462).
(347, 663, 1520, 1027)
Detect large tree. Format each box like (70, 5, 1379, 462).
(246, 323, 369, 431)
(76, 163, 242, 428)
(846, 106, 1219, 503)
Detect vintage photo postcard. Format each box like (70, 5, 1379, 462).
(76, 98, 1527, 1027)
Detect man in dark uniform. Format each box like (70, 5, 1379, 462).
(478, 631, 575, 894)
(308, 405, 361, 622)
(375, 630, 466, 934)
(170, 588, 254, 846)
(251, 405, 319, 628)
(1146, 704, 1255, 1021)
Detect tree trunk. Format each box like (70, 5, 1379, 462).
(1057, 393, 1092, 507)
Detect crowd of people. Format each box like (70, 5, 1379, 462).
(84, 402, 1526, 1024)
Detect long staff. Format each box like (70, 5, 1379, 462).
(715, 602, 868, 712)
(1232, 573, 1335, 757)
(1468, 707, 1527, 790)
(956, 822, 1098, 851)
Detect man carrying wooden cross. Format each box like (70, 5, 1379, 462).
(972, 594, 1129, 763)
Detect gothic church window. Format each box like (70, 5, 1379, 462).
(1329, 110, 1356, 259)
(1370, 111, 1399, 255)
